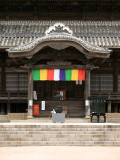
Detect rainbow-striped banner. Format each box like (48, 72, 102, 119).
(33, 69, 85, 81)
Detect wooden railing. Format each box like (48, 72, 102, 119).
(91, 92, 120, 100)
(0, 92, 120, 101)
(0, 92, 27, 100)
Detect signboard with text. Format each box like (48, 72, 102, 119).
(41, 101, 45, 110)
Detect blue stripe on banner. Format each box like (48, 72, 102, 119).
(60, 69, 65, 81)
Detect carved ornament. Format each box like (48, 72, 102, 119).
(45, 23, 73, 36)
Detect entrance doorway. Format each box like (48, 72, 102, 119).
(33, 81, 85, 118)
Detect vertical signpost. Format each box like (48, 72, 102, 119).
(41, 101, 45, 110)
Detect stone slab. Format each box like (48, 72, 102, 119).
(52, 113, 65, 123)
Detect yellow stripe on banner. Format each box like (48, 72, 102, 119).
(71, 69, 78, 81)
(40, 69, 47, 80)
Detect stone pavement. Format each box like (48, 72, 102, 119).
(0, 146, 120, 160)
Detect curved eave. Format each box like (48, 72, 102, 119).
(7, 34, 112, 58)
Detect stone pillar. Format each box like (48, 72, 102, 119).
(27, 69, 33, 119)
(108, 101, 111, 113)
(85, 70, 90, 117)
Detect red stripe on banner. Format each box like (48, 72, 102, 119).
(78, 69, 85, 80)
(47, 69, 54, 80)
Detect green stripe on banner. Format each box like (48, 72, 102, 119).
(33, 70, 40, 80)
(65, 69, 72, 81)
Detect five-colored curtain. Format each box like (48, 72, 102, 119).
(33, 69, 85, 81)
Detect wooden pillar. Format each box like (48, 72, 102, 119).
(7, 103, 11, 114)
(108, 101, 111, 113)
(1, 55, 7, 115)
(85, 70, 90, 117)
(114, 103, 118, 113)
(27, 69, 33, 119)
(113, 54, 118, 112)
(0, 58, 6, 115)
(1, 63, 6, 92)
(0, 62, 6, 115)
(113, 55, 118, 93)
(0, 104, 5, 115)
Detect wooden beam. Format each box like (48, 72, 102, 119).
(33, 52, 86, 61)
(6, 67, 28, 73)
(33, 64, 92, 70)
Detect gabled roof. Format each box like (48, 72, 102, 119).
(7, 22, 111, 59)
(2, 0, 119, 1)
(0, 20, 120, 48)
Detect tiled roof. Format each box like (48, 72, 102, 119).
(8, 34, 111, 58)
(0, 21, 120, 48)
(4, 0, 119, 1)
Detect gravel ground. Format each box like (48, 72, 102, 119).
(0, 146, 120, 160)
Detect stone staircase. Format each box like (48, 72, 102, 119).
(0, 123, 120, 146)
(10, 118, 90, 123)
(0, 115, 9, 122)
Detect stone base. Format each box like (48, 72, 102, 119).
(27, 115, 34, 119)
(0, 112, 5, 115)
(85, 115, 90, 119)
(52, 113, 65, 123)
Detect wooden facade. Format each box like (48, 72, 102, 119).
(0, 0, 120, 118)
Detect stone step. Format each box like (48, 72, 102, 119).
(0, 134, 120, 142)
(0, 115, 8, 118)
(0, 124, 120, 146)
(0, 125, 111, 129)
(0, 141, 120, 147)
(0, 129, 120, 133)
(0, 133, 119, 138)
(1, 137, 120, 141)
(1, 131, 118, 134)
(0, 115, 9, 122)
(0, 127, 120, 131)
(1, 124, 120, 128)
(10, 119, 90, 123)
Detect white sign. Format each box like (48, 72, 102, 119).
(29, 100, 33, 106)
(41, 101, 45, 110)
(85, 100, 90, 106)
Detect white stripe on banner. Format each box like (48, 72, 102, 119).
(54, 69, 60, 81)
